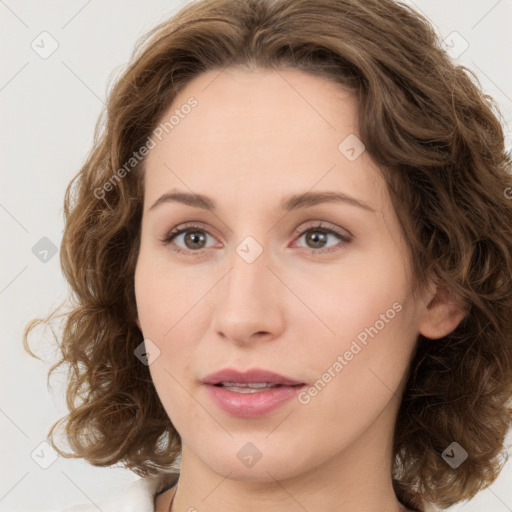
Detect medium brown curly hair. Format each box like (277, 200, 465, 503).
(24, 0, 512, 509)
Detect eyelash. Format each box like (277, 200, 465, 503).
(159, 222, 352, 256)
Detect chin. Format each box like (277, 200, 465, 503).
(196, 437, 317, 483)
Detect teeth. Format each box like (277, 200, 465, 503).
(224, 386, 267, 393)
(220, 382, 280, 388)
(218, 382, 280, 393)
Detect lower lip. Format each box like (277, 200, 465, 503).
(204, 384, 305, 418)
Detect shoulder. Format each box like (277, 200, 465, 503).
(60, 471, 180, 512)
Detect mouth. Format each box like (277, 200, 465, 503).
(202, 368, 306, 418)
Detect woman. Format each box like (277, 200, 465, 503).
(24, 0, 512, 511)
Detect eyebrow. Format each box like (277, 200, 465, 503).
(148, 190, 375, 213)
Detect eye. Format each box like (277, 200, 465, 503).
(292, 222, 352, 254)
(160, 222, 218, 256)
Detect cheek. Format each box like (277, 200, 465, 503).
(296, 250, 411, 345)
(134, 250, 207, 404)
(134, 245, 202, 337)
(290, 251, 416, 398)
(292, 284, 416, 449)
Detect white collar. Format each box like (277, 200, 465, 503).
(62, 472, 179, 512)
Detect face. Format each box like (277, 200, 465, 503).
(134, 67, 435, 482)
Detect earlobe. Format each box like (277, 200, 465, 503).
(135, 317, 141, 330)
(418, 283, 466, 340)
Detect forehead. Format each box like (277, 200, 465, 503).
(143, 67, 385, 212)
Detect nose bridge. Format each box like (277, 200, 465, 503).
(212, 234, 284, 341)
(224, 237, 272, 314)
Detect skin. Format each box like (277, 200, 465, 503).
(134, 67, 465, 512)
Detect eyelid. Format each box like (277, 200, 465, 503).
(292, 220, 353, 241)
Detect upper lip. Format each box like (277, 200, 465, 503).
(202, 368, 305, 386)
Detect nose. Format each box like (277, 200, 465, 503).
(211, 242, 286, 345)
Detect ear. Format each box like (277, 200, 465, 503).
(135, 316, 141, 331)
(418, 281, 466, 340)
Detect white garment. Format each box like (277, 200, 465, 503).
(61, 472, 179, 512)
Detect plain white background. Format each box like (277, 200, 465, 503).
(1, 1, 511, 511)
